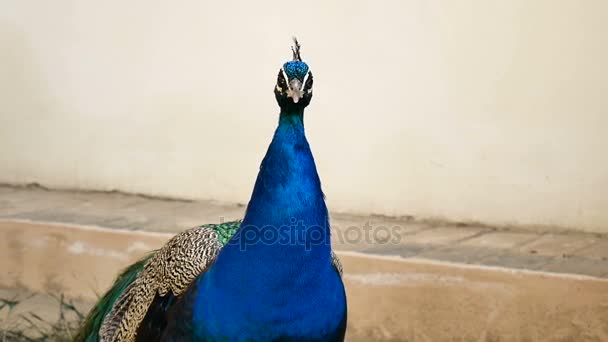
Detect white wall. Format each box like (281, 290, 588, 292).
(1, 0, 607, 232)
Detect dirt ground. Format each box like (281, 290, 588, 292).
(342, 254, 608, 341)
(1, 221, 608, 341)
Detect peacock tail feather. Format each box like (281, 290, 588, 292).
(74, 253, 152, 342)
(76, 222, 241, 342)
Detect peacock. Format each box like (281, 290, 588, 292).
(76, 38, 347, 342)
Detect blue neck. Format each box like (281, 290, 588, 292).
(215, 107, 331, 273)
(242, 109, 329, 236)
(190, 108, 344, 340)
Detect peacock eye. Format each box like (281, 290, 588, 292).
(303, 72, 313, 92)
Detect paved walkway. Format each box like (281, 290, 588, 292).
(1, 185, 607, 278)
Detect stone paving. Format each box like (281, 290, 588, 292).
(1, 184, 607, 277)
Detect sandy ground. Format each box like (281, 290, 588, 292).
(342, 255, 608, 341)
(1, 220, 608, 341)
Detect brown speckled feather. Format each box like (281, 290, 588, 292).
(99, 226, 222, 342)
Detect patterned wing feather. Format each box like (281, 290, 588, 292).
(99, 222, 240, 342)
(75, 253, 153, 342)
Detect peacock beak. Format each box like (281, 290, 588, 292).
(287, 79, 304, 103)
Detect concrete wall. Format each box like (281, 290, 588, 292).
(1, 0, 607, 232)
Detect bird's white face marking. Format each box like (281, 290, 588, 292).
(281, 68, 290, 86)
(280, 67, 312, 102)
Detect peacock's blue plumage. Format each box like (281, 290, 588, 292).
(283, 61, 309, 81)
(76, 39, 346, 342)
(185, 111, 346, 341)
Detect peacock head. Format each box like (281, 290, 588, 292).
(274, 38, 313, 109)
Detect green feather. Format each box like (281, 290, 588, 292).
(75, 221, 241, 341)
(74, 253, 153, 342)
(210, 221, 241, 245)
